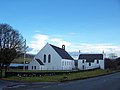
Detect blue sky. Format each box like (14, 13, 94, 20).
(0, 0, 120, 55)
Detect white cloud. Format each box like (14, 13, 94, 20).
(35, 30, 41, 33)
(28, 34, 71, 54)
(67, 43, 120, 58)
(27, 33, 120, 57)
(68, 43, 120, 53)
(28, 34, 48, 54)
(50, 38, 71, 48)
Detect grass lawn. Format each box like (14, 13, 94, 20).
(3, 69, 120, 82)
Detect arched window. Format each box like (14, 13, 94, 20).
(48, 54, 51, 63)
(44, 54, 46, 63)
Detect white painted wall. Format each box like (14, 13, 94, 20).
(78, 59, 105, 70)
(28, 43, 62, 70)
(78, 59, 86, 70)
(28, 43, 75, 70)
(99, 60, 104, 69)
(61, 59, 75, 70)
(28, 59, 45, 70)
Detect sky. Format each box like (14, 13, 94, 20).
(0, 0, 120, 57)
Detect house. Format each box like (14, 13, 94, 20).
(28, 43, 75, 70)
(78, 53, 105, 70)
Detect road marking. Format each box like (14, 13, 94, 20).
(57, 83, 64, 86)
(7, 85, 26, 88)
(42, 85, 51, 88)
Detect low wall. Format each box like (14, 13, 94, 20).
(6, 68, 100, 77)
(6, 71, 73, 77)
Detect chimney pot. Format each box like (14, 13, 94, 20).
(62, 45, 65, 50)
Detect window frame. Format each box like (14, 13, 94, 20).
(34, 66, 36, 70)
(32, 66, 33, 70)
(48, 54, 51, 63)
(44, 54, 46, 63)
(89, 63, 91, 66)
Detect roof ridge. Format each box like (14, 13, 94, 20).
(49, 44, 74, 60)
(78, 54, 103, 62)
(49, 44, 64, 50)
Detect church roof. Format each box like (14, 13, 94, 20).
(50, 44, 74, 60)
(35, 58, 44, 65)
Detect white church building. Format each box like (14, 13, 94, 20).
(28, 43, 75, 70)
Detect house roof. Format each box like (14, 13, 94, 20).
(35, 58, 44, 65)
(50, 44, 74, 60)
(78, 54, 103, 62)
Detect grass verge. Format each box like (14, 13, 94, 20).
(3, 69, 120, 82)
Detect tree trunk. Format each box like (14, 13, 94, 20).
(0, 69, 2, 78)
(0, 64, 3, 78)
(4, 66, 8, 78)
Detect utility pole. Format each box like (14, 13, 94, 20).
(23, 39, 28, 70)
(23, 39, 26, 70)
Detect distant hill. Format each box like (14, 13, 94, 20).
(20, 53, 35, 59)
(69, 52, 80, 59)
(12, 53, 35, 64)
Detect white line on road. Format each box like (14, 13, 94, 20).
(42, 85, 51, 88)
(7, 85, 27, 88)
(57, 83, 64, 86)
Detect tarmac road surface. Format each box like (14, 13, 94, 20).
(1, 72, 120, 90)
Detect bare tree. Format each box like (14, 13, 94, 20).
(0, 23, 25, 78)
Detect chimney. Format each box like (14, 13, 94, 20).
(102, 50, 106, 59)
(102, 50, 104, 54)
(62, 45, 65, 50)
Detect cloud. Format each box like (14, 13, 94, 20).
(35, 30, 41, 33)
(27, 33, 120, 57)
(67, 32, 77, 35)
(28, 34, 71, 54)
(68, 43, 120, 53)
(67, 43, 120, 58)
(28, 34, 48, 54)
(50, 38, 71, 48)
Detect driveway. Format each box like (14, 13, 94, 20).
(1, 72, 120, 90)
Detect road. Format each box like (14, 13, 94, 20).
(1, 72, 120, 90)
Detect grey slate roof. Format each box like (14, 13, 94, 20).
(50, 44, 74, 60)
(35, 58, 44, 65)
(78, 54, 103, 62)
